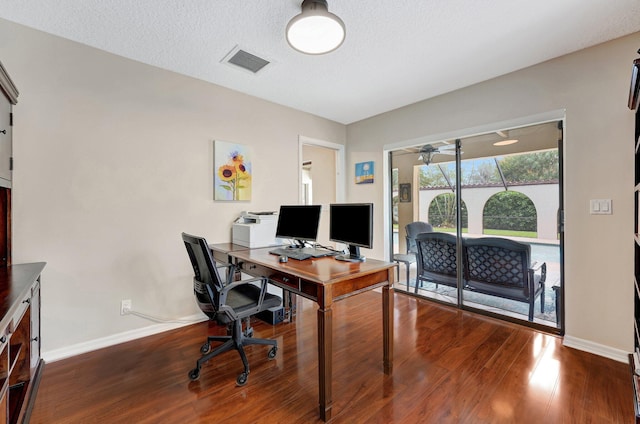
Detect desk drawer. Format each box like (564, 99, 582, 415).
(240, 263, 300, 289)
(270, 272, 300, 290)
(300, 280, 318, 299)
(239, 262, 319, 300)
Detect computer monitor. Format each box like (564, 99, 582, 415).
(329, 203, 373, 262)
(275, 205, 322, 247)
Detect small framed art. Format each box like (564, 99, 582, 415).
(399, 183, 411, 202)
(214, 140, 252, 201)
(355, 161, 374, 184)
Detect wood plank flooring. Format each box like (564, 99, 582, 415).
(30, 292, 633, 423)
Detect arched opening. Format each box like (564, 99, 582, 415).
(428, 193, 468, 232)
(482, 191, 537, 237)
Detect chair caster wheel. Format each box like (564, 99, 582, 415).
(236, 372, 248, 386)
(200, 343, 210, 354)
(188, 368, 200, 381)
(267, 346, 277, 359)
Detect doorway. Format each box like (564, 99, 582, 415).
(299, 136, 345, 247)
(389, 119, 564, 332)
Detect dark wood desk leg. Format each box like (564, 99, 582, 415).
(318, 293, 333, 421)
(383, 280, 394, 374)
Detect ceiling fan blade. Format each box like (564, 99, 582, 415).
(438, 144, 456, 150)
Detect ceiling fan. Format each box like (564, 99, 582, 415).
(418, 143, 457, 165)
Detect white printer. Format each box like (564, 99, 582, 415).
(232, 212, 279, 248)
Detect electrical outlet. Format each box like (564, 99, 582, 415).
(120, 299, 132, 315)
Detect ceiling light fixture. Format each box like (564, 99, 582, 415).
(493, 139, 519, 146)
(286, 0, 345, 55)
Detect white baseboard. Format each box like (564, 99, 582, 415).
(42, 313, 207, 363)
(563, 335, 630, 363)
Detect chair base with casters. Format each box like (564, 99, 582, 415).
(189, 317, 278, 385)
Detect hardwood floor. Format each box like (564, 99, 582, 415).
(30, 291, 633, 423)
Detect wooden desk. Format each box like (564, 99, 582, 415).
(221, 245, 395, 422)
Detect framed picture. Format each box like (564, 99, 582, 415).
(214, 140, 252, 201)
(355, 161, 374, 184)
(399, 183, 411, 202)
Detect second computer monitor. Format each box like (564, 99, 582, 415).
(329, 203, 373, 262)
(275, 205, 322, 247)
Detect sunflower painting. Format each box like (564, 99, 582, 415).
(214, 140, 252, 201)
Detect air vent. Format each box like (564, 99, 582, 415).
(224, 47, 270, 74)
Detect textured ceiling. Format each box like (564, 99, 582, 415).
(1, 0, 640, 124)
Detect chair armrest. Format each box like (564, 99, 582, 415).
(529, 261, 547, 284)
(527, 262, 547, 296)
(218, 276, 270, 314)
(216, 263, 235, 286)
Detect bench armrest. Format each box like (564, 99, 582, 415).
(529, 261, 547, 284)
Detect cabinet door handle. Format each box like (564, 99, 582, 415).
(0, 336, 5, 344)
(0, 130, 6, 134)
(31, 337, 38, 342)
(22, 298, 30, 304)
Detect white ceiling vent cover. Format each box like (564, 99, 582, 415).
(222, 46, 271, 74)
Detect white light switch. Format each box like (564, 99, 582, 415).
(590, 199, 612, 215)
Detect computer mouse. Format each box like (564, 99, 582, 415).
(279, 255, 288, 263)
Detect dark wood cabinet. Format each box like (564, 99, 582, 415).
(0, 60, 44, 423)
(0, 263, 45, 424)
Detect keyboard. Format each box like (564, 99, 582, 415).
(269, 247, 312, 261)
(269, 247, 338, 260)
(297, 247, 338, 257)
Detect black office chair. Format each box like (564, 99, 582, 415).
(182, 233, 281, 386)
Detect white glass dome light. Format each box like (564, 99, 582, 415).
(286, 0, 345, 55)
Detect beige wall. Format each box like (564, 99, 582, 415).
(0, 19, 346, 356)
(347, 32, 640, 357)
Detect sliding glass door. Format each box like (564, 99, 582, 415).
(390, 121, 563, 331)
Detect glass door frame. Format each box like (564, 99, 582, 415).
(384, 111, 565, 335)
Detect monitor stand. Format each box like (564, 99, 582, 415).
(335, 245, 366, 262)
(283, 240, 305, 249)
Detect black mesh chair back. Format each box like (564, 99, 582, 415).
(183, 233, 224, 320)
